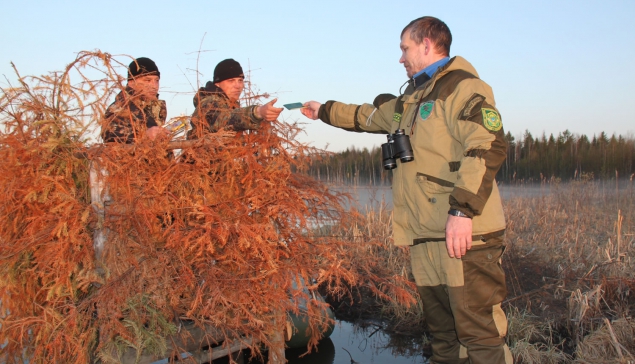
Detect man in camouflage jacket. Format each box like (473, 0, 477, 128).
(187, 58, 282, 139)
(102, 57, 168, 143)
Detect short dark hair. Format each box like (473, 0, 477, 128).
(401, 17, 452, 56)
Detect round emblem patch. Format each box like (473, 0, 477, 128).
(481, 108, 502, 132)
(419, 101, 434, 120)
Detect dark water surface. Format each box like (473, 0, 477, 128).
(210, 320, 426, 364)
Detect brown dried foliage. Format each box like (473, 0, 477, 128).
(0, 51, 409, 363)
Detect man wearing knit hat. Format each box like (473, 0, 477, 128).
(187, 58, 282, 139)
(102, 57, 168, 143)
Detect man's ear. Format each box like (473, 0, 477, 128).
(423, 38, 431, 55)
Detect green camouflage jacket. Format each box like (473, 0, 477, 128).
(101, 87, 167, 144)
(187, 81, 262, 139)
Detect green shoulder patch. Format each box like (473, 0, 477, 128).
(393, 113, 402, 123)
(481, 108, 502, 132)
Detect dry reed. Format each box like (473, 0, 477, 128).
(325, 179, 634, 363)
(501, 179, 634, 362)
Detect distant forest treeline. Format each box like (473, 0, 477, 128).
(306, 130, 635, 185)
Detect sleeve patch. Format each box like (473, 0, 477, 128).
(458, 93, 503, 133)
(459, 93, 485, 119)
(481, 108, 502, 132)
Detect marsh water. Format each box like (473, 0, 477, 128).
(335, 179, 635, 209)
(210, 320, 427, 364)
(331, 183, 559, 211)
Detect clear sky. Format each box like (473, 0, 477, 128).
(2, 0, 634, 151)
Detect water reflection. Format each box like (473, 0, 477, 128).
(284, 338, 335, 364)
(212, 320, 426, 364)
(326, 320, 426, 364)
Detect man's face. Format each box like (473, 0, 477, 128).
(216, 77, 245, 102)
(128, 75, 160, 100)
(399, 30, 429, 78)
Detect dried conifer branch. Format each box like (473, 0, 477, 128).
(1, 51, 414, 363)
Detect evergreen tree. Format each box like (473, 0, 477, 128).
(306, 131, 635, 184)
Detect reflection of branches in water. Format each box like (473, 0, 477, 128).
(349, 320, 428, 359)
(384, 332, 430, 358)
(341, 347, 360, 364)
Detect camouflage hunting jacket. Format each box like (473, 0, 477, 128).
(101, 87, 167, 144)
(317, 56, 507, 245)
(187, 81, 262, 139)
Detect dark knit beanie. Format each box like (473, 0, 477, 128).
(127, 57, 160, 80)
(213, 58, 244, 83)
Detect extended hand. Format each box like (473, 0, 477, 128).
(257, 98, 283, 121)
(445, 215, 473, 258)
(301, 101, 321, 120)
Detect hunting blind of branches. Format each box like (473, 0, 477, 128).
(0, 51, 417, 363)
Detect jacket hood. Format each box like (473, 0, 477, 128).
(436, 56, 479, 80)
(407, 56, 480, 94)
(192, 81, 227, 108)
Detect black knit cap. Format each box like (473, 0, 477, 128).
(127, 57, 160, 80)
(213, 58, 244, 83)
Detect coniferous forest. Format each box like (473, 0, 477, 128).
(306, 130, 635, 185)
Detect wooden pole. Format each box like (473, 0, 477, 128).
(267, 313, 286, 364)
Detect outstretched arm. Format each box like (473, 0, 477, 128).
(255, 98, 283, 121)
(192, 96, 282, 135)
(302, 98, 393, 134)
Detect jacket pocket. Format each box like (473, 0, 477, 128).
(462, 243, 507, 309)
(414, 173, 454, 232)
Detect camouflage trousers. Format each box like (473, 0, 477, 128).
(410, 237, 513, 364)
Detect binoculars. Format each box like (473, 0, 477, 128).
(381, 129, 414, 170)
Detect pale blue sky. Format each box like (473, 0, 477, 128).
(2, 0, 634, 151)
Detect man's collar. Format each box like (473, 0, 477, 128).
(411, 57, 450, 88)
(204, 81, 223, 94)
(411, 73, 431, 89)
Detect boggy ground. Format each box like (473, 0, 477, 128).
(323, 179, 635, 363)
